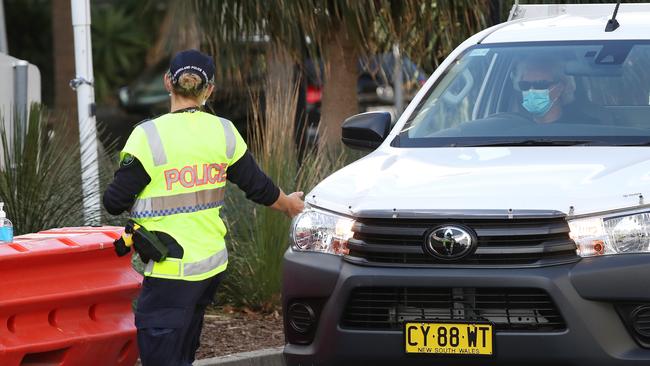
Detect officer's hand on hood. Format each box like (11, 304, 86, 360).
(271, 190, 305, 218)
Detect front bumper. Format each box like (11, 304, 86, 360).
(282, 250, 650, 366)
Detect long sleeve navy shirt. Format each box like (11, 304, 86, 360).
(103, 151, 280, 215)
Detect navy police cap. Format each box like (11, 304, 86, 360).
(169, 49, 215, 86)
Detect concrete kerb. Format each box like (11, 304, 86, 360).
(194, 347, 285, 366)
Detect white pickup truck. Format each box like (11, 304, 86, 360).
(282, 3, 650, 365)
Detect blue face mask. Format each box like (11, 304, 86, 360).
(522, 89, 553, 116)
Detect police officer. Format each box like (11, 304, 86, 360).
(103, 49, 304, 366)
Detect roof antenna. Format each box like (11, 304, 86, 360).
(605, 0, 622, 32)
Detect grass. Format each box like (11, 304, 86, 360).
(219, 58, 349, 310)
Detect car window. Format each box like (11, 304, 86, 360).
(583, 45, 650, 107)
(404, 52, 494, 137)
(397, 41, 650, 147)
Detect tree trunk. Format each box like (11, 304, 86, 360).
(147, 0, 201, 67)
(319, 26, 358, 156)
(51, 0, 78, 139)
(266, 47, 295, 99)
(264, 44, 297, 140)
(489, 0, 503, 26)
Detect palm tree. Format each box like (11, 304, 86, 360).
(51, 0, 78, 141)
(186, 1, 496, 153)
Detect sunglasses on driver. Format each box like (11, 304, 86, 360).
(518, 79, 558, 91)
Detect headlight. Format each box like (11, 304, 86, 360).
(291, 208, 354, 256)
(568, 210, 650, 257)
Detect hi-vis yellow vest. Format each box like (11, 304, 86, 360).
(121, 110, 246, 281)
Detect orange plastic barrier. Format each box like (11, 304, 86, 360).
(0, 226, 142, 365)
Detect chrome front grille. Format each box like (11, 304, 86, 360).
(345, 216, 578, 267)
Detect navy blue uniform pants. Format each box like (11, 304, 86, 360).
(135, 272, 225, 366)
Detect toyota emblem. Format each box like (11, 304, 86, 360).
(425, 225, 477, 260)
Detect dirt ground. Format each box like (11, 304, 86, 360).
(134, 306, 284, 365)
(195, 306, 285, 359)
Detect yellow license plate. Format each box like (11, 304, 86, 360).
(404, 322, 493, 355)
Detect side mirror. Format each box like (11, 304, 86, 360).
(341, 112, 391, 150)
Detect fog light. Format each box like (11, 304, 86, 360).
(285, 298, 325, 345)
(288, 302, 316, 334)
(632, 305, 650, 338)
(616, 303, 650, 348)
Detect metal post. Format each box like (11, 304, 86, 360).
(71, 0, 100, 225)
(392, 43, 404, 118)
(0, 0, 8, 54)
(13, 60, 28, 149)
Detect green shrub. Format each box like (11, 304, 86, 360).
(0, 105, 118, 235)
(219, 61, 348, 310)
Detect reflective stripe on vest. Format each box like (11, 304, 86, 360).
(140, 120, 168, 166)
(130, 187, 225, 218)
(219, 118, 236, 159)
(141, 117, 236, 166)
(144, 248, 228, 278)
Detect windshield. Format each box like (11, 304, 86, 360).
(396, 41, 650, 147)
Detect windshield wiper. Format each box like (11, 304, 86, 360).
(469, 139, 595, 147)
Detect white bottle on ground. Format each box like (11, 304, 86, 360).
(0, 202, 14, 243)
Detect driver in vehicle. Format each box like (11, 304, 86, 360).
(513, 57, 592, 124)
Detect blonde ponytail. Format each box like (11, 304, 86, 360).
(172, 72, 208, 99)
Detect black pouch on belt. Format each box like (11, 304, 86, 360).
(113, 236, 132, 257)
(127, 220, 169, 262)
